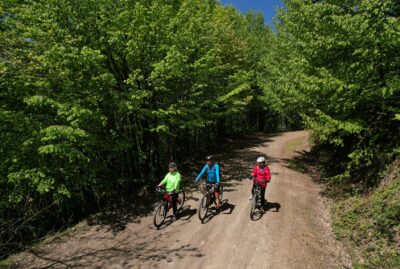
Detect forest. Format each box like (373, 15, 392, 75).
(1, 0, 399, 267)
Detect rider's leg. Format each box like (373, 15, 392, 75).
(260, 186, 266, 206)
(171, 194, 178, 219)
(215, 191, 220, 209)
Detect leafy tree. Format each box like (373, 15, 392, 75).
(0, 0, 284, 258)
(265, 0, 400, 185)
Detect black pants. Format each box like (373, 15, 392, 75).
(171, 193, 178, 216)
(252, 185, 266, 205)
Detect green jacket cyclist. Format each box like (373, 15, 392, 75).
(158, 162, 181, 221)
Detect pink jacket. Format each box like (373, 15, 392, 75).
(251, 165, 271, 187)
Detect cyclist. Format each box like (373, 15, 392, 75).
(249, 156, 271, 210)
(195, 155, 221, 212)
(158, 162, 181, 221)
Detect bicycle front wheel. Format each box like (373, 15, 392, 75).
(154, 203, 167, 228)
(177, 191, 185, 212)
(198, 195, 209, 222)
(250, 195, 257, 220)
(219, 184, 223, 202)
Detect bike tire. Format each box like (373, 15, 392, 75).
(250, 195, 257, 220)
(219, 184, 223, 202)
(177, 190, 185, 212)
(153, 203, 167, 228)
(198, 194, 209, 222)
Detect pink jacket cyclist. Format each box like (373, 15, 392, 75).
(250, 156, 271, 207)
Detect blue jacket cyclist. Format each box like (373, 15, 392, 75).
(195, 155, 221, 211)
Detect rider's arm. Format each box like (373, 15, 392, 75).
(159, 173, 169, 186)
(215, 164, 220, 184)
(251, 167, 257, 178)
(172, 173, 181, 192)
(195, 165, 207, 182)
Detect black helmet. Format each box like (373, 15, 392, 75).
(206, 155, 214, 161)
(168, 162, 177, 168)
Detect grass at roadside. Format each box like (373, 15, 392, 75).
(332, 170, 400, 269)
(0, 257, 12, 269)
(284, 145, 400, 269)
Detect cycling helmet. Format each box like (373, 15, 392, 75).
(256, 156, 265, 163)
(168, 162, 177, 168)
(206, 155, 214, 161)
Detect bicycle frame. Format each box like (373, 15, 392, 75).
(162, 193, 172, 208)
(202, 184, 218, 205)
(154, 187, 185, 228)
(253, 184, 262, 206)
(198, 183, 220, 222)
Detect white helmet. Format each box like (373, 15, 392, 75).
(257, 156, 265, 163)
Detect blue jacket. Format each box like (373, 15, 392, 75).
(195, 163, 220, 183)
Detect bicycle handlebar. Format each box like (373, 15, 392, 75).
(155, 187, 176, 194)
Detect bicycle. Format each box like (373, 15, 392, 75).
(153, 187, 185, 228)
(250, 180, 266, 220)
(198, 183, 223, 223)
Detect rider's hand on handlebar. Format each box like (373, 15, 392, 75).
(155, 186, 164, 192)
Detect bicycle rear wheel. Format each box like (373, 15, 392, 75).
(198, 195, 209, 222)
(154, 203, 167, 228)
(219, 184, 223, 202)
(177, 191, 185, 212)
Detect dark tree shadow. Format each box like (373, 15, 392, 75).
(282, 150, 313, 175)
(87, 195, 155, 235)
(183, 133, 283, 187)
(281, 148, 343, 197)
(24, 232, 204, 269)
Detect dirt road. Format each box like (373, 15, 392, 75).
(13, 131, 349, 269)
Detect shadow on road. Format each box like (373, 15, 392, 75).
(179, 205, 197, 221)
(25, 229, 204, 269)
(220, 200, 235, 214)
(156, 205, 197, 230)
(265, 201, 281, 212)
(251, 201, 282, 222)
(282, 149, 312, 175)
(87, 195, 155, 235)
(201, 200, 236, 224)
